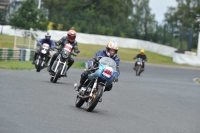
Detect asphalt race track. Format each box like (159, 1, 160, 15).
(0, 60, 200, 133)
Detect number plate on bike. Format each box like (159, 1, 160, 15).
(42, 43, 49, 49)
(102, 67, 113, 78)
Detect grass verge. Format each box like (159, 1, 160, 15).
(0, 61, 85, 70)
(0, 34, 199, 68)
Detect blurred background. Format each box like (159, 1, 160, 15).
(0, 0, 200, 52)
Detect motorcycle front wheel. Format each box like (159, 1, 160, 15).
(50, 76, 53, 82)
(36, 59, 42, 72)
(52, 66, 62, 83)
(86, 85, 103, 112)
(136, 66, 141, 76)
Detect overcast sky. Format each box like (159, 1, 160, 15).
(149, 0, 178, 24)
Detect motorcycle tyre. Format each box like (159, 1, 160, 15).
(75, 95, 85, 107)
(86, 85, 103, 112)
(52, 66, 61, 83)
(136, 66, 141, 76)
(36, 60, 42, 72)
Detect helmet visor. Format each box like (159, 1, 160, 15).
(69, 35, 75, 40)
(45, 36, 51, 39)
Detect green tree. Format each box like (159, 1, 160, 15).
(9, 0, 47, 30)
(41, 0, 156, 40)
(130, 0, 156, 40)
(0, 9, 6, 24)
(42, 0, 134, 36)
(164, 0, 200, 49)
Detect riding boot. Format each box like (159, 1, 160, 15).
(76, 83, 82, 91)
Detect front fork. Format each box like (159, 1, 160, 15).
(89, 78, 105, 97)
(36, 56, 40, 65)
(53, 59, 67, 75)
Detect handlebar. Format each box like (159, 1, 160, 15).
(71, 52, 77, 56)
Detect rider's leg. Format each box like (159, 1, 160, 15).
(133, 62, 137, 70)
(67, 57, 74, 71)
(104, 84, 113, 92)
(44, 54, 51, 67)
(46, 53, 51, 64)
(48, 52, 58, 72)
(32, 51, 38, 64)
(99, 83, 113, 102)
(46, 56, 51, 64)
(77, 70, 89, 91)
(140, 63, 145, 73)
(64, 57, 74, 77)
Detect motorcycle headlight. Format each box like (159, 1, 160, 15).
(41, 50, 47, 54)
(61, 51, 68, 59)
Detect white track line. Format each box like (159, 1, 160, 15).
(193, 78, 200, 84)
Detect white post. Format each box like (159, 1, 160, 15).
(28, 34, 31, 49)
(197, 32, 200, 57)
(196, 16, 200, 56)
(29, 28, 33, 49)
(34, 40, 37, 49)
(38, 0, 41, 9)
(14, 30, 17, 48)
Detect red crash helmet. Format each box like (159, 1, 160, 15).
(67, 30, 76, 43)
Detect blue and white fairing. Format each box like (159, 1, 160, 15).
(87, 57, 119, 85)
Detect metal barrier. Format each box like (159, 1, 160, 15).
(0, 48, 35, 61)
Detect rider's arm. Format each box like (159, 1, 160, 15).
(56, 36, 65, 48)
(115, 56, 120, 75)
(37, 39, 43, 46)
(94, 50, 103, 58)
(133, 54, 139, 59)
(144, 55, 147, 61)
(73, 42, 80, 53)
(50, 40, 55, 50)
(116, 66, 120, 75)
(92, 51, 103, 67)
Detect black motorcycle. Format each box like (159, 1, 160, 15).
(50, 43, 80, 83)
(35, 43, 51, 72)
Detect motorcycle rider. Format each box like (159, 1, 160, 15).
(133, 49, 147, 71)
(48, 29, 80, 76)
(76, 41, 120, 92)
(32, 32, 55, 66)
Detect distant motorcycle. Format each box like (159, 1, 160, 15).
(133, 58, 144, 76)
(35, 43, 51, 72)
(74, 57, 119, 112)
(50, 43, 80, 83)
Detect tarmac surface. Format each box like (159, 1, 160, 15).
(0, 60, 200, 133)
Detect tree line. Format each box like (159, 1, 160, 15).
(8, 0, 200, 49)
